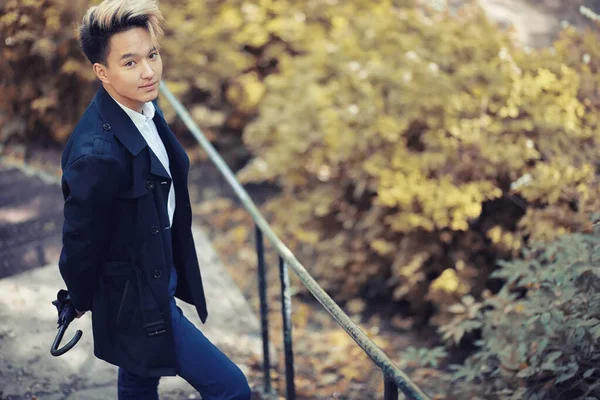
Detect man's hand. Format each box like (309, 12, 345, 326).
(75, 309, 86, 318)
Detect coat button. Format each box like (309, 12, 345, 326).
(154, 269, 162, 278)
(146, 180, 155, 190)
(150, 226, 159, 234)
(102, 123, 111, 131)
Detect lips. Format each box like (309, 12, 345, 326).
(140, 81, 157, 89)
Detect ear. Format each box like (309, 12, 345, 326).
(93, 63, 110, 84)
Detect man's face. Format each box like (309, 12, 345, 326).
(94, 27, 162, 113)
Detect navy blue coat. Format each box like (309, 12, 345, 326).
(58, 85, 208, 377)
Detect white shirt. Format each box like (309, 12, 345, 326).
(113, 99, 175, 227)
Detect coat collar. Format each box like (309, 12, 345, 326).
(94, 85, 148, 156)
(114, 98, 156, 133)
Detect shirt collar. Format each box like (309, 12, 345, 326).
(111, 96, 155, 132)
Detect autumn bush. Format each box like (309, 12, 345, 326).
(158, 0, 419, 159)
(0, 0, 97, 145)
(0, 0, 299, 149)
(238, 2, 600, 324)
(0, 0, 255, 147)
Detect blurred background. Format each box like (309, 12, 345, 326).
(2, 0, 600, 399)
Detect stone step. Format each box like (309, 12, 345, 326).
(0, 166, 26, 187)
(0, 177, 53, 207)
(0, 232, 62, 279)
(0, 161, 64, 280)
(0, 212, 62, 252)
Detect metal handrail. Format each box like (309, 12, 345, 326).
(159, 82, 431, 400)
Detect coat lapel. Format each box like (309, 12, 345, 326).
(152, 104, 190, 188)
(148, 148, 171, 180)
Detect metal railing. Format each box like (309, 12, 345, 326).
(159, 82, 431, 400)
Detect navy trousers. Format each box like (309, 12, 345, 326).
(117, 265, 251, 399)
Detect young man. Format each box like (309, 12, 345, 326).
(58, 0, 252, 398)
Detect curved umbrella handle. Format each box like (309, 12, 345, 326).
(50, 323, 83, 357)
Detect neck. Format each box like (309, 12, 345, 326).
(102, 82, 143, 114)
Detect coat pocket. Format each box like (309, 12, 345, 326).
(101, 262, 138, 332)
(115, 279, 130, 329)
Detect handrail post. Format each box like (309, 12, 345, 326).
(384, 375, 399, 400)
(256, 225, 272, 393)
(279, 256, 296, 400)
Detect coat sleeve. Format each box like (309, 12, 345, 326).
(58, 153, 120, 312)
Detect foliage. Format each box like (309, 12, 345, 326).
(239, 1, 600, 322)
(0, 0, 97, 144)
(437, 217, 600, 399)
(2, 0, 421, 154)
(157, 0, 416, 153)
(398, 345, 448, 369)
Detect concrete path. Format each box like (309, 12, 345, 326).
(447, 0, 596, 49)
(0, 160, 268, 399)
(476, 0, 561, 48)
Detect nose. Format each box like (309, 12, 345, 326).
(140, 60, 154, 80)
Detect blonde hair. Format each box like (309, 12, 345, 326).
(79, 0, 165, 64)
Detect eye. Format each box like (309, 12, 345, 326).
(149, 52, 159, 60)
(125, 60, 136, 67)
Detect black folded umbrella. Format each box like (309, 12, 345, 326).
(50, 289, 83, 357)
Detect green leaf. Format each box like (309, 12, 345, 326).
(538, 338, 549, 354)
(517, 366, 537, 378)
(541, 311, 551, 326)
(541, 351, 562, 371)
(591, 325, 600, 340)
(546, 351, 562, 364)
(556, 362, 579, 383)
(526, 314, 540, 328)
(550, 308, 565, 323)
(584, 368, 596, 378)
